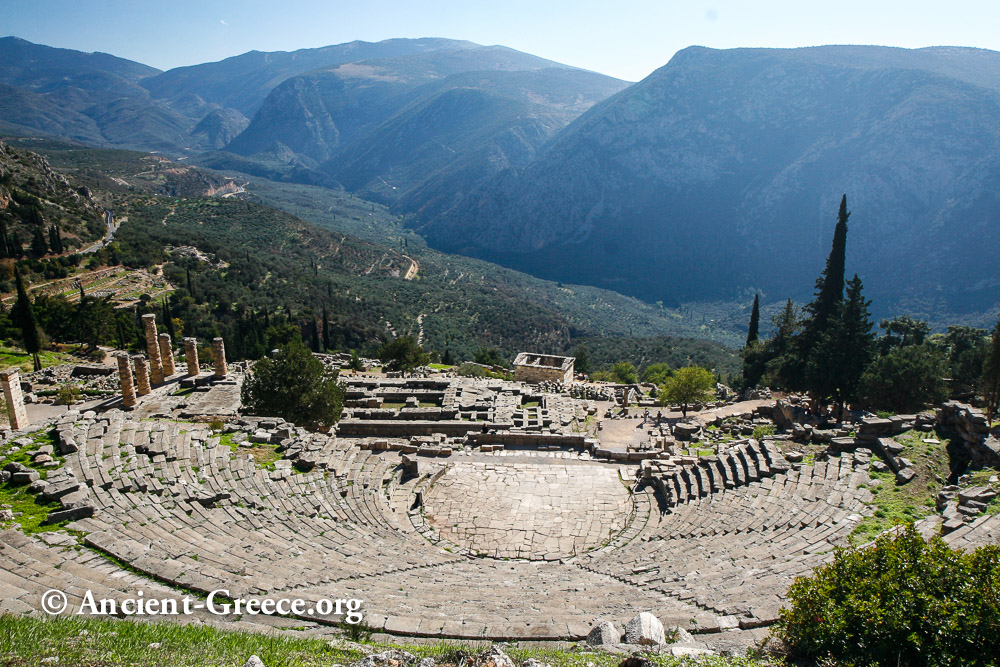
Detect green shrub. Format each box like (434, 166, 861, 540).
(751, 424, 775, 441)
(777, 524, 1000, 666)
(240, 340, 345, 430)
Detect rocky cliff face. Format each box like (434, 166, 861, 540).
(422, 46, 1000, 321)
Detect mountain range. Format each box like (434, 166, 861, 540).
(2, 36, 999, 327)
(423, 45, 1000, 322)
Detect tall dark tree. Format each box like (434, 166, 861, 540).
(48, 225, 63, 254)
(805, 195, 850, 332)
(12, 269, 42, 371)
(322, 305, 331, 352)
(573, 345, 591, 375)
(983, 317, 1000, 423)
(309, 318, 320, 353)
(161, 298, 176, 341)
(746, 294, 760, 346)
(795, 195, 852, 403)
(30, 227, 47, 258)
(833, 274, 875, 409)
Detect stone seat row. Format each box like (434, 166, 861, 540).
(645, 439, 791, 507)
(0, 529, 346, 633)
(572, 456, 872, 626)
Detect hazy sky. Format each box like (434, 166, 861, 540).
(3, 0, 998, 81)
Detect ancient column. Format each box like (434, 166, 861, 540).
(1, 369, 29, 430)
(158, 333, 176, 377)
(184, 338, 200, 377)
(141, 313, 164, 385)
(212, 337, 228, 379)
(133, 356, 151, 396)
(116, 353, 137, 408)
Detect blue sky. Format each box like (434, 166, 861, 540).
(2, 0, 998, 81)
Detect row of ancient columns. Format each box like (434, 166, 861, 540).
(116, 314, 228, 408)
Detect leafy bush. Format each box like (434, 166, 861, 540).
(240, 340, 344, 430)
(751, 424, 775, 441)
(611, 361, 639, 384)
(777, 524, 1000, 666)
(658, 366, 715, 416)
(377, 337, 429, 373)
(860, 343, 948, 413)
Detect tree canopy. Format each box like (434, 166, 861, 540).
(240, 340, 345, 430)
(658, 366, 715, 417)
(377, 337, 430, 373)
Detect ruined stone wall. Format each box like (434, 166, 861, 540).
(514, 365, 573, 385)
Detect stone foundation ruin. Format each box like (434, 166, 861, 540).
(2, 337, 998, 652)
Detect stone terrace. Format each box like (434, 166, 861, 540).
(12, 370, 965, 644)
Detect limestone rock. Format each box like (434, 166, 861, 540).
(624, 612, 665, 645)
(243, 656, 266, 667)
(586, 620, 619, 645)
(469, 647, 515, 667)
(669, 646, 715, 657)
(959, 486, 997, 504)
(354, 650, 418, 667)
(521, 660, 550, 667)
(895, 468, 916, 484)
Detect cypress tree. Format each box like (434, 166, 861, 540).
(162, 299, 176, 341)
(805, 195, 850, 331)
(984, 317, 1000, 423)
(30, 227, 47, 258)
(310, 319, 320, 353)
(834, 274, 875, 409)
(746, 294, 760, 346)
(794, 195, 851, 401)
(322, 305, 331, 352)
(47, 225, 57, 254)
(13, 269, 42, 371)
(0, 218, 10, 258)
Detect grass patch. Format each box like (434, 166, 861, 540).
(0, 614, 770, 667)
(851, 429, 952, 544)
(521, 400, 541, 409)
(172, 386, 197, 397)
(0, 344, 88, 374)
(1, 428, 65, 479)
(0, 483, 68, 533)
(218, 432, 281, 470)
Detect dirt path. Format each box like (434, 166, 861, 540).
(401, 255, 419, 280)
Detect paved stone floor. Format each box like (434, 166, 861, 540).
(423, 462, 632, 559)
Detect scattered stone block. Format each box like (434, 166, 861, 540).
(624, 612, 665, 645)
(586, 620, 619, 645)
(895, 468, 916, 484)
(10, 470, 40, 485)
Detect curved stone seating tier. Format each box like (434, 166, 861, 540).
(281, 558, 717, 640)
(575, 453, 873, 627)
(943, 513, 1000, 551)
(0, 529, 334, 633)
(4, 410, 880, 639)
